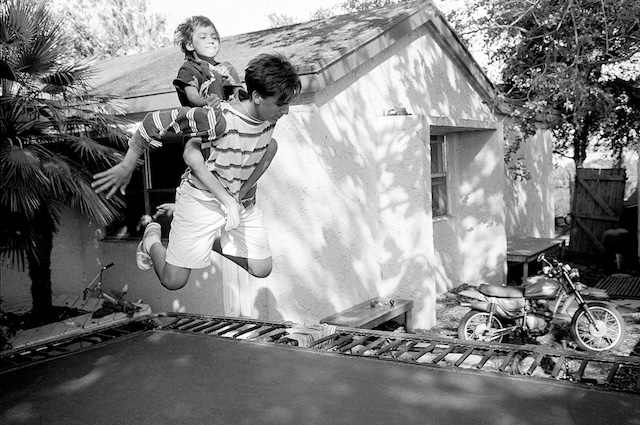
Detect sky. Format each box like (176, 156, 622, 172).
(151, 0, 454, 37)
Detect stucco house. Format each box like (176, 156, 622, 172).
(2, 0, 555, 329)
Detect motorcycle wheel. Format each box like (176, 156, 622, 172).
(570, 302, 625, 352)
(458, 311, 505, 343)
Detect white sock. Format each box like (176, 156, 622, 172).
(143, 228, 161, 252)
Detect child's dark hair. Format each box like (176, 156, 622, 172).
(174, 16, 219, 58)
(245, 53, 302, 104)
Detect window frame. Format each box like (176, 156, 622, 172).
(430, 134, 448, 218)
(102, 137, 186, 241)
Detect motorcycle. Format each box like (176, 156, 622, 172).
(457, 253, 625, 352)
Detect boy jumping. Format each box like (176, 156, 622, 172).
(93, 53, 301, 290)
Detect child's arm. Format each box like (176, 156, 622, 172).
(93, 104, 226, 199)
(217, 62, 248, 100)
(237, 139, 278, 208)
(183, 138, 241, 231)
(183, 87, 221, 108)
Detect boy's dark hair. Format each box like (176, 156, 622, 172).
(245, 53, 302, 104)
(174, 16, 219, 58)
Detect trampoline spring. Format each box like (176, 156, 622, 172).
(454, 347, 475, 367)
(527, 353, 545, 376)
(324, 334, 354, 350)
(309, 332, 341, 348)
(431, 345, 455, 364)
(233, 324, 264, 338)
(166, 318, 198, 330)
(376, 339, 404, 356)
(201, 321, 232, 334)
(340, 336, 369, 353)
(394, 341, 417, 358)
(216, 323, 246, 336)
(575, 358, 589, 381)
(474, 349, 495, 370)
(551, 356, 566, 378)
(178, 320, 209, 332)
(499, 351, 517, 373)
(410, 342, 437, 362)
(605, 364, 620, 386)
(360, 337, 387, 353)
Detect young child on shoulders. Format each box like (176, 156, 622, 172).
(93, 53, 301, 291)
(173, 15, 245, 107)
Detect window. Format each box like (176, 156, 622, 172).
(430, 135, 448, 218)
(104, 138, 185, 240)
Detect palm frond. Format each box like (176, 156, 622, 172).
(0, 0, 36, 47)
(0, 144, 50, 218)
(41, 156, 125, 225)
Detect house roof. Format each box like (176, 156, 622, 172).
(91, 0, 495, 113)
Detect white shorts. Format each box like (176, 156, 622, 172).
(165, 182, 272, 269)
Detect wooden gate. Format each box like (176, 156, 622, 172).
(569, 168, 626, 256)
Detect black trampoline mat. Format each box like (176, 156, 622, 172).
(2, 330, 639, 425)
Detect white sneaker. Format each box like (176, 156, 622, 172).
(136, 222, 161, 271)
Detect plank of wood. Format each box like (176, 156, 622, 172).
(4, 298, 151, 351)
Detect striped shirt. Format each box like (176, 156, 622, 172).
(128, 100, 274, 200)
(189, 101, 274, 198)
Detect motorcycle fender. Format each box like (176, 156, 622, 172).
(458, 289, 486, 301)
(581, 300, 620, 310)
(563, 299, 620, 318)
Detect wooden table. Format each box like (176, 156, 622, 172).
(320, 298, 413, 332)
(507, 237, 566, 285)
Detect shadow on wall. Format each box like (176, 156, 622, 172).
(254, 287, 284, 322)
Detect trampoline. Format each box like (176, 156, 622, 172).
(1, 315, 639, 425)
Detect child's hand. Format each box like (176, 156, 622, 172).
(92, 163, 133, 199)
(205, 94, 221, 109)
(155, 203, 175, 219)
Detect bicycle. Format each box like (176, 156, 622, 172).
(83, 263, 142, 317)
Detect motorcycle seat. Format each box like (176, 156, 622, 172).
(478, 284, 525, 298)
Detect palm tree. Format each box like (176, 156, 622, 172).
(1, 0, 128, 322)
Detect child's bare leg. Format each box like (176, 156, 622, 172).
(146, 237, 192, 290)
(213, 238, 272, 278)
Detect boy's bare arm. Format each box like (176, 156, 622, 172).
(92, 148, 141, 199)
(92, 103, 225, 199)
(183, 139, 241, 231)
(237, 139, 278, 206)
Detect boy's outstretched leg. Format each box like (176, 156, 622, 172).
(136, 221, 192, 290)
